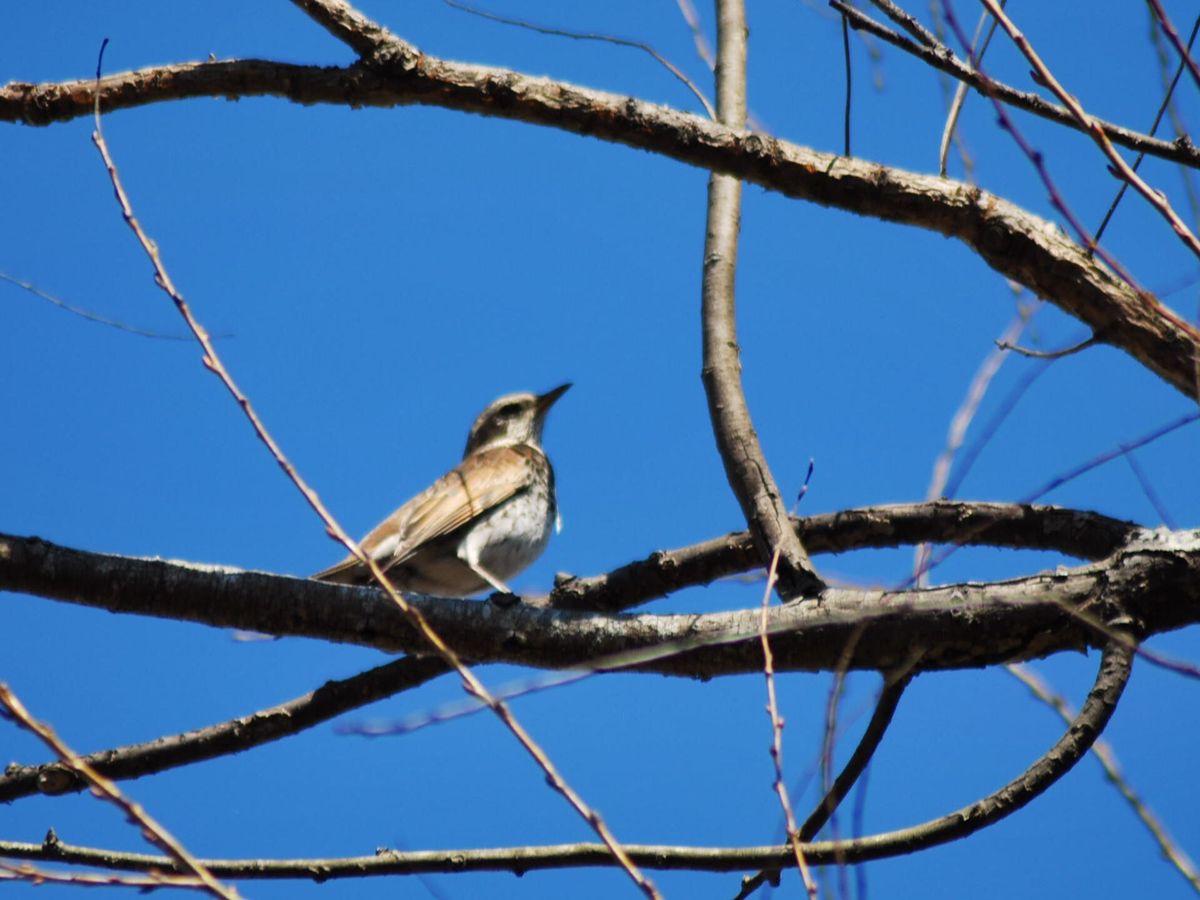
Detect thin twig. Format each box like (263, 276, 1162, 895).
(842, 13, 853, 156)
(0, 684, 238, 900)
(1022, 409, 1199, 502)
(936, 3, 1142, 294)
(867, 0, 937, 47)
(830, 0, 1200, 169)
(1146, 0, 1200, 92)
(997, 333, 1098, 360)
(1007, 663, 1200, 893)
(444, 0, 716, 119)
(1093, 11, 1200, 248)
(0, 270, 196, 340)
(89, 35, 658, 899)
(1121, 451, 1176, 529)
(816, 624, 867, 885)
(758, 548, 818, 896)
(1146, 9, 1200, 229)
(942, 356, 1054, 499)
(977, 0, 1200, 261)
(0, 860, 205, 891)
(938, 2, 1002, 176)
(915, 302, 1032, 582)
(675, 0, 716, 69)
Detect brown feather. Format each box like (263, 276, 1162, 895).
(312, 444, 543, 584)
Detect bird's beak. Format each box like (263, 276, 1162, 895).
(536, 382, 572, 414)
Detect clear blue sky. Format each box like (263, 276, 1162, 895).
(3, 2, 1199, 898)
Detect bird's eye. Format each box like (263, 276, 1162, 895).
(496, 403, 522, 418)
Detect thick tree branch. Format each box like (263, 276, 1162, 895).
(2, 512, 1195, 677)
(700, 0, 823, 600)
(0, 657, 448, 803)
(549, 501, 1136, 612)
(3, 58, 1198, 398)
(288, 0, 394, 56)
(0, 638, 1132, 878)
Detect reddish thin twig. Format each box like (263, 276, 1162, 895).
(978, 0, 1200, 262)
(0, 684, 238, 900)
(0, 859, 205, 891)
(88, 40, 658, 900)
(758, 548, 818, 898)
(1093, 11, 1200, 248)
(1146, 0, 1200, 92)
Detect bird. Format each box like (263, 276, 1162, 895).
(312, 384, 570, 597)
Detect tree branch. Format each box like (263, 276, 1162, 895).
(548, 500, 1136, 612)
(3, 59, 1198, 398)
(700, 0, 823, 600)
(0, 638, 1133, 878)
(799, 673, 911, 841)
(0, 657, 448, 803)
(2, 513, 1194, 677)
(833, 1, 1200, 169)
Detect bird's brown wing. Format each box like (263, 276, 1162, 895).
(311, 445, 541, 583)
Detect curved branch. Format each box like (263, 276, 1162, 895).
(0, 656, 448, 803)
(799, 673, 911, 840)
(824, 637, 1134, 860)
(0, 639, 1135, 879)
(700, 0, 822, 600)
(2, 516, 1194, 677)
(2, 59, 1198, 399)
(549, 500, 1137, 612)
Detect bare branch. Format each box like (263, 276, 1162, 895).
(1093, 12, 1200, 246)
(0, 685, 239, 900)
(288, 0, 395, 57)
(977, 0, 1200, 261)
(0, 656, 448, 803)
(1146, 0, 1200, 92)
(0, 271, 195, 341)
(758, 549, 818, 894)
(4, 59, 1198, 399)
(701, 0, 824, 600)
(0, 640, 1132, 878)
(997, 333, 1099, 359)
(549, 500, 1136, 613)
(1007, 663, 1200, 892)
(831, 1, 1200, 169)
(800, 673, 912, 840)
(444, 0, 716, 119)
(88, 50, 658, 896)
(2, 521, 1195, 678)
(0, 859, 206, 891)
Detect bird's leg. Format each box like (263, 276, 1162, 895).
(466, 560, 514, 596)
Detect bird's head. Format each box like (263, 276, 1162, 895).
(464, 383, 571, 455)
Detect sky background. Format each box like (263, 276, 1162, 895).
(3, 1, 1199, 898)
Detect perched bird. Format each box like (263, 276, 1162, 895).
(313, 384, 570, 597)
